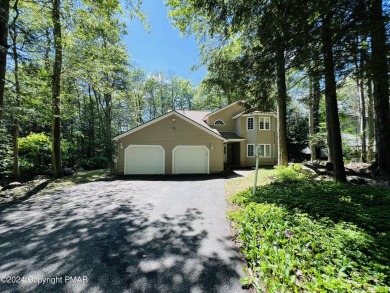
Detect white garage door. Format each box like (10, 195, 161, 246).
(125, 145, 165, 175)
(173, 146, 209, 174)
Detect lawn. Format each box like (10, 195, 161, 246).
(228, 165, 390, 292)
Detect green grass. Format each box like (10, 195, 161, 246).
(228, 166, 390, 292)
(225, 167, 277, 198)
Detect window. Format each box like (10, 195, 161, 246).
(247, 117, 254, 130)
(247, 144, 255, 157)
(259, 117, 270, 130)
(214, 119, 225, 126)
(258, 144, 271, 157)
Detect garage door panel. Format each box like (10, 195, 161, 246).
(125, 145, 164, 175)
(173, 146, 209, 174)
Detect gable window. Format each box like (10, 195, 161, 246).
(247, 144, 255, 157)
(259, 117, 270, 130)
(258, 144, 271, 157)
(214, 119, 225, 126)
(247, 117, 254, 130)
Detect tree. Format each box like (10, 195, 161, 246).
(321, 12, 346, 181)
(10, 0, 21, 180)
(168, 0, 295, 165)
(0, 0, 10, 118)
(51, 0, 63, 178)
(369, 0, 390, 175)
(308, 71, 321, 161)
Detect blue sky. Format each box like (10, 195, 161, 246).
(123, 0, 206, 84)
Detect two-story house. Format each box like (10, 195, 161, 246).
(113, 101, 277, 175)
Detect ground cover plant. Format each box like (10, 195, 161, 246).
(229, 165, 390, 292)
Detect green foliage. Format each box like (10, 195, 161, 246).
(79, 156, 108, 170)
(229, 167, 390, 292)
(342, 142, 360, 163)
(273, 164, 307, 184)
(287, 107, 309, 161)
(18, 132, 52, 175)
(0, 124, 13, 179)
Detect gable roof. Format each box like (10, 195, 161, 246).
(203, 101, 243, 120)
(175, 110, 219, 134)
(112, 110, 225, 141)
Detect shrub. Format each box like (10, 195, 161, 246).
(18, 132, 52, 175)
(274, 164, 307, 183)
(79, 156, 108, 170)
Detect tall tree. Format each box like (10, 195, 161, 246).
(168, 0, 294, 165)
(275, 38, 289, 165)
(308, 71, 321, 161)
(51, 0, 63, 178)
(366, 78, 375, 161)
(0, 0, 10, 118)
(321, 12, 346, 182)
(10, 0, 21, 180)
(369, 0, 390, 175)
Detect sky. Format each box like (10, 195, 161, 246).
(123, 0, 206, 84)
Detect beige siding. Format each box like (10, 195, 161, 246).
(117, 113, 224, 175)
(239, 115, 278, 166)
(206, 103, 245, 132)
(235, 118, 241, 136)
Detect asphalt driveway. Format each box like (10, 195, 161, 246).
(0, 176, 247, 293)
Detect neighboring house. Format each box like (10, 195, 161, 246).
(113, 101, 278, 175)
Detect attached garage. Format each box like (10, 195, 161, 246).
(173, 146, 209, 174)
(113, 111, 225, 175)
(124, 145, 165, 175)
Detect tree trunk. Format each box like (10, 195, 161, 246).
(369, 0, 390, 175)
(104, 93, 112, 166)
(358, 79, 367, 162)
(367, 78, 375, 162)
(51, 0, 62, 178)
(325, 102, 334, 162)
(11, 0, 20, 180)
(0, 0, 10, 118)
(88, 85, 95, 157)
(309, 72, 321, 161)
(321, 14, 346, 182)
(275, 38, 288, 166)
(309, 79, 316, 161)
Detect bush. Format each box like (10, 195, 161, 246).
(274, 164, 307, 183)
(79, 156, 108, 170)
(18, 132, 52, 175)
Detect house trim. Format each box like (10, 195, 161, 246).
(258, 144, 271, 158)
(247, 144, 255, 157)
(233, 112, 277, 119)
(214, 119, 225, 125)
(247, 117, 254, 131)
(259, 117, 271, 130)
